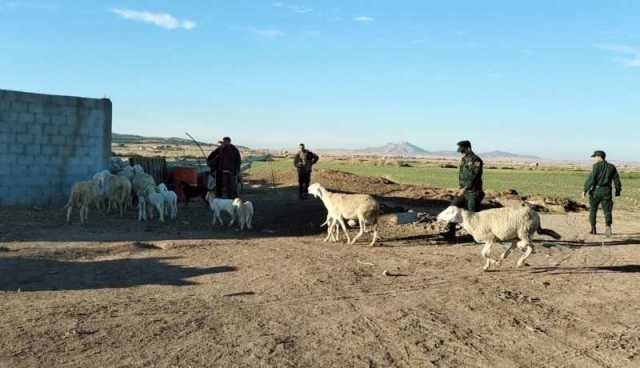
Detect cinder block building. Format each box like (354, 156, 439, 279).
(0, 89, 112, 206)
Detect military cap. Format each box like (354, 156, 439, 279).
(456, 140, 472, 152)
(591, 150, 606, 159)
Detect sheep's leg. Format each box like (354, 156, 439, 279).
(350, 217, 366, 245)
(331, 220, 341, 242)
(66, 206, 73, 224)
(336, 218, 351, 244)
(80, 205, 86, 224)
(498, 241, 517, 265)
(516, 239, 534, 268)
(368, 224, 379, 247)
(158, 204, 165, 223)
(481, 241, 499, 271)
(324, 217, 336, 242)
(228, 210, 236, 227)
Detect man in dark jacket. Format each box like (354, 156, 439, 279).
(294, 143, 319, 199)
(583, 150, 622, 237)
(443, 140, 485, 241)
(207, 137, 242, 198)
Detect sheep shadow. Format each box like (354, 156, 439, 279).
(0, 256, 236, 292)
(528, 264, 640, 275)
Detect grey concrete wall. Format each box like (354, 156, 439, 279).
(0, 89, 112, 206)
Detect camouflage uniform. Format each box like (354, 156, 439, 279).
(452, 152, 485, 211)
(444, 143, 485, 240)
(584, 159, 622, 228)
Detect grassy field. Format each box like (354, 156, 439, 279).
(251, 158, 640, 210)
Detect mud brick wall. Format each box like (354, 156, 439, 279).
(0, 89, 112, 206)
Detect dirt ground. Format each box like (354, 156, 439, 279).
(1, 172, 640, 368)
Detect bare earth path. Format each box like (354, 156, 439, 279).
(1, 186, 639, 367)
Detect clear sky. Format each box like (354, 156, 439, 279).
(1, 0, 639, 160)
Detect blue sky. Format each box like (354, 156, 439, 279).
(1, 0, 639, 160)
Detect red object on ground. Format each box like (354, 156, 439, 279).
(173, 167, 198, 202)
(174, 167, 198, 186)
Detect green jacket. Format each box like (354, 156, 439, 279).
(584, 160, 622, 194)
(459, 152, 483, 191)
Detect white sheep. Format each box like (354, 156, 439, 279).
(206, 193, 236, 227)
(94, 170, 132, 216)
(158, 183, 178, 220)
(437, 205, 561, 271)
(65, 178, 101, 224)
(232, 198, 254, 231)
(131, 171, 164, 222)
(92, 170, 111, 211)
(308, 183, 380, 246)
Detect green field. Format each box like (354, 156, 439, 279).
(251, 159, 640, 210)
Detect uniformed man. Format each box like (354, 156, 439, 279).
(583, 150, 622, 237)
(294, 143, 319, 200)
(443, 140, 485, 241)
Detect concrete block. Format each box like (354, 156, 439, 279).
(35, 114, 50, 124)
(11, 101, 27, 112)
(14, 122, 27, 134)
(16, 133, 34, 144)
(10, 144, 24, 154)
(28, 103, 44, 114)
(26, 144, 40, 155)
(19, 112, 35, 124)
(0, 144, 7, 154)
(41, 145, 58, 155)
(59, 125, 74, 136)
(43, 125, 59, 135)
(0, 155, 15, 165)
(0, 133, 12, 143)
(50, 135, 65, 145)
(51, 116, 66, 126)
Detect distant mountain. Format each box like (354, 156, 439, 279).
(360, 142, 429, 156)
(480, 151, 542, 161)
(112, 133, 214, 146)
(345, 141, 541, 161)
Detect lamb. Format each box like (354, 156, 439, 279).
(232, 198, 254, 231)
(158, 183, 178, 220)
(206, 193, 236, 227)
(437, 205, 561, 271)
(65, 178, 101, 224)
(131, 170, 164, 222)
(308, 183, 380, 246)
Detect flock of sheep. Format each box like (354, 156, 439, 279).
(64, 164, 254, 231)
(64, 164, 562, 272)
(306, 183, 562, 272)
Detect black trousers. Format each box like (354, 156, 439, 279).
(446, 190, 485, 237)
(298, 170, 311, 195)
(215, 172, 238, 199)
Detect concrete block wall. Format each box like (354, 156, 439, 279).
(0, 89, 112, 206)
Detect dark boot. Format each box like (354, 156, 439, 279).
(605, 226, 612, 238)
(442, 223, 457, 243)
(590, 225, 597, 235)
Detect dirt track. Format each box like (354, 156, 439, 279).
(1, 174, 640, 368)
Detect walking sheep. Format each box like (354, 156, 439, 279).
(158, 183, 178, 220)
(232, 198, 254, 231)
(308, 183, 380, 246)
(65, 178, 101, 224)
(437, 205, 561, 271)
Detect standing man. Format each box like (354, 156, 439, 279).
(583, 150, 622, 237)
(294, 143, 319, 200)
(207, 137, 242, 199)
(443, 140, 485, 241)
